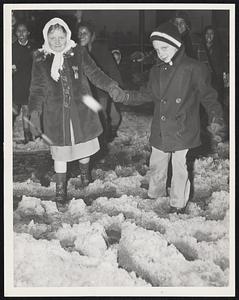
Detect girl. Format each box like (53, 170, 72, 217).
(28, 18, 124, 209)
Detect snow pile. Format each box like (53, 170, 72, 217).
(14, 232, 150, 287)
(67, 198, 86, 217)
(12, 111, 231, 287)
(193, 158, 229, 200)
(16, 196, 45, 217)
(41, 200, 59, 215)
(14, 181, 55, 199)
(197, 237, 229, 271)
(118, 223, 227, 286)
(205, 191, 229, 220)
(55, 222, 107, 258)
(92, 195, 142, 219)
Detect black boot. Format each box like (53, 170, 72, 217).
(79, 162, 92, 187)
(55, 173, 67, 210)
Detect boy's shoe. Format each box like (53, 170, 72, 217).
(168, 205, 187, 215)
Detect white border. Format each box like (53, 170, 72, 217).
(4, 3, 235, 297)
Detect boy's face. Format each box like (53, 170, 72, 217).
(78, 26, 93, 46)
(152, 40, 178, 63)
(47, 28, 67, 53)
(16, 24, 29, 44)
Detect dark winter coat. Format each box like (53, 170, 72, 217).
(90, 40, 124, 99)
(126, 46, 224, 152)
(197, 40, 228, 104)
(28, 44, 118, 146)
(12, 40, 36, 105)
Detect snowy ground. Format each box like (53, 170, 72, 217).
(12, 110, 230, 287)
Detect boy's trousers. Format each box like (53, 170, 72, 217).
(148, 146, 190, 209)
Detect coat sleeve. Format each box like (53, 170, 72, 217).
(28, 56, 47, 114)
(194, 62, 224, 123)
(81, 47, 118, 93)
(123, 68, 156, 105)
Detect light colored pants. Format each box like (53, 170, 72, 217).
(148, 147, 190, 208)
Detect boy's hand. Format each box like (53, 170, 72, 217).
(207, 120, 226, 142)
(109, 86, 129, 103)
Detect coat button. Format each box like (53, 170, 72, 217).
(176, 97, 182, 104)
(161, 115, 166, 121)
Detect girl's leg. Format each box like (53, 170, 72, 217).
(170, 149, 190, 209)
(54, 160, 67, 209)
(148, 147, 171, 199)
(79, 157, 91, 187)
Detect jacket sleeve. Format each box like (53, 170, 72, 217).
(81, 47, 118, 93)
(123, 69, 156, 105)
(194, 62, 224, 123)
(28, 56, 47, 114)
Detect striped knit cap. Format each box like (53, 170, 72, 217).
(150, 22, 182, 49)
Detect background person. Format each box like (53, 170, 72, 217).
(78, 21, 124, 154)
(12, 21, 37, 143)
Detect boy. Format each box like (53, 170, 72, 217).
(112, 22, 225, 214)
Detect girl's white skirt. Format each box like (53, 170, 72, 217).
(50, 120, 100, 162)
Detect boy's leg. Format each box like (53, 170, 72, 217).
(170, 149, 190, 209)
(148, 147, 171, 199)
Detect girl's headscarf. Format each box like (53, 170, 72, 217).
(42, 17, 76, 81)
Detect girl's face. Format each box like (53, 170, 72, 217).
(205, 29, 214, 44)
(78, 26, 92, 46)
(47, 28, 67, 52)
(153, 40, 178, 63)
(16, 24, 29, 44)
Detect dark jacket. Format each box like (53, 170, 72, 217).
(90, 40, 124, 99)
(28, 44, 118, 146)
(126, 47, 223, 152)
(197, 40, 227, 86)
(12, 40, 36, 105)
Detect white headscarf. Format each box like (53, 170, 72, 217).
(42, 17, 76, 81)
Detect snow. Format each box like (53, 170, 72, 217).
(12, 111, 231, 287)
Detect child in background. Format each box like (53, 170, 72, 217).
(12, 22, 36, 143)
(112, 22, 225, 214)
(78, 22, 123, 148)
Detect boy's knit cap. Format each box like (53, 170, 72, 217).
(150, 22, 182, 49)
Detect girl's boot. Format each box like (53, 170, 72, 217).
(55, 173, 67, 209)
(79, 162, 92, 187)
